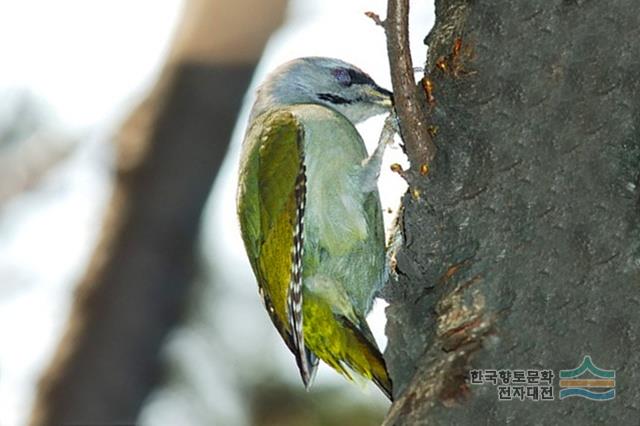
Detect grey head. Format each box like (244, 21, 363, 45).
(249, 57, 393, 125)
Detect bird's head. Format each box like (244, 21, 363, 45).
(251, 57, 393, 124)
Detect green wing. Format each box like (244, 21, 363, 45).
(237, 109, 317, 382)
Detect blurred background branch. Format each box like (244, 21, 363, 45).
(30, 0, 286, 424)
(0, 90, 77, 205)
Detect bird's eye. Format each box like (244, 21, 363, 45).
(332, 68, 352, 87)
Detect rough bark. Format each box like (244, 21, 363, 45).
(384, 0, 640, 424)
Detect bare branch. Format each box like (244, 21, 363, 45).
(385, 0, 437, 178)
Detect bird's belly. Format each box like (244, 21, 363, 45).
(302, 148, 384, 314)
(292, 104, 386, 313)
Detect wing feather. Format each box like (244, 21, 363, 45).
(237, 109, 318, 385)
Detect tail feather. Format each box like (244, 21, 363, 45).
(292, 341, 319, 389)
(339, 315, 393, 400)
(288, 287, 318, 387)
(299, 292, 393, 399)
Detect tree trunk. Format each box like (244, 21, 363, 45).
(384, 0, 640, 424)
(30, 0, 286, 424)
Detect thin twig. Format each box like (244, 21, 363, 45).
(365, 11, 386, 27)
(385, 0, 437, 176)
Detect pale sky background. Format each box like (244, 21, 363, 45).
(0, 2, 182, 424)
(0, 1, 434, 424)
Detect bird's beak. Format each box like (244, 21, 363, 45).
(367, 84, 394, 108)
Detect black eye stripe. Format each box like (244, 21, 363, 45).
(317, 93, 352, 104)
